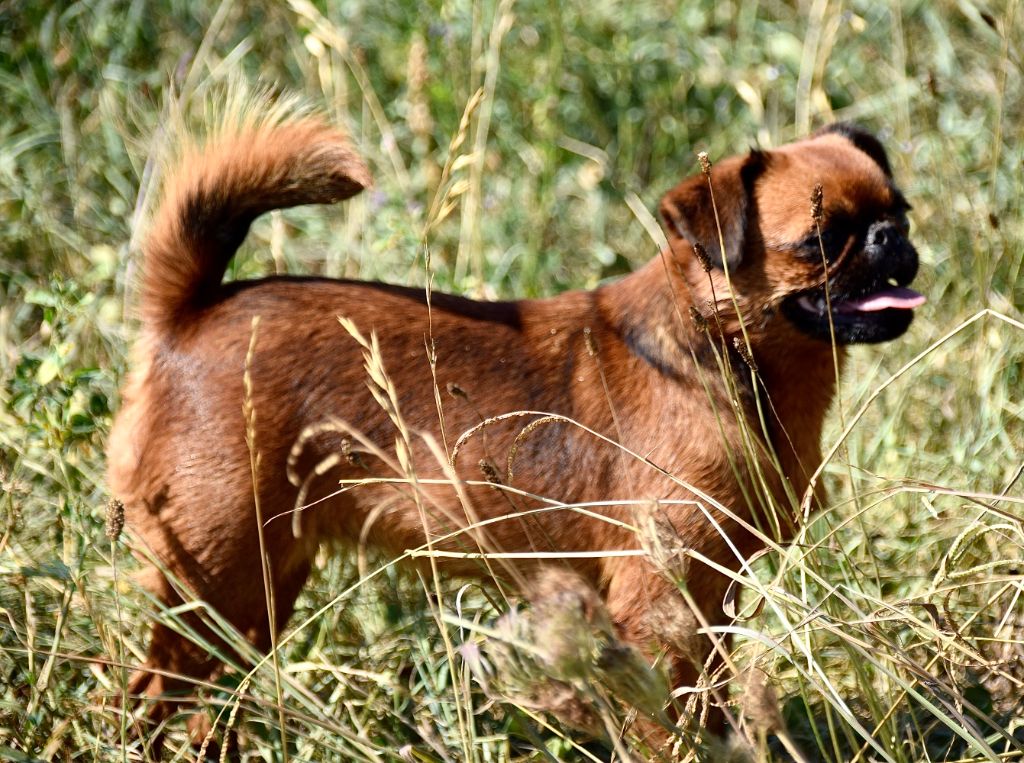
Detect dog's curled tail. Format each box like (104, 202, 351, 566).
(142, 108, 371, 328)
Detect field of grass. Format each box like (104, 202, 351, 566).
(1, 0, 1023, 760)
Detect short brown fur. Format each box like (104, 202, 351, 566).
(108, 112, 920, 744)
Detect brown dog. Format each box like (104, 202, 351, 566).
(108, 110, 923, 742)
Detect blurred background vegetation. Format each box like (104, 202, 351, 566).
(0, 0, 1022, 760)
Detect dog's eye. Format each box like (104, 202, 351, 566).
(810, 226, 853, 262)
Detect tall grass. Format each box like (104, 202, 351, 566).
(1, 0, 1022, 760)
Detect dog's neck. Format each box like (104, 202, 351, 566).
(599, 252, 842, 509)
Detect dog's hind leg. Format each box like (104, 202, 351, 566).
(129, 531, 315, 750)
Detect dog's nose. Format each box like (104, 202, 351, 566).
(866, 220, 896, 249)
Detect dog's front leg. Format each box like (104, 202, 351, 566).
(603, 556, 732, 743)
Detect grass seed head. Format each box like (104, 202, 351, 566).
(473, 568, 671, 735)
(732, 336, 758, 372)
(531, 568, 614, 681)
(594, 642, 670, 717)
(648, 591, 703, 665)
(697, 150, 712, 176)
(692, 241, 714, 273)
(811, 182, 824, 224)
(740, 666, 784, 734)
(104, 498, 124, 541)
(478, 458, 502, 488)
(636, 502, 692, 582)
(405, 35, 433, 140)
(481, 602, 605, 735)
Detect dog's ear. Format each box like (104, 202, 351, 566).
(816, 122, 892, 177)
(659, 151, 764, 271)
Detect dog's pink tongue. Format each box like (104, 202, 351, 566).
(840, 286, 926, 312)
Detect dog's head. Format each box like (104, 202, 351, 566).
(659, 124, 924, 344)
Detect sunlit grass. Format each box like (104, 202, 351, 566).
(1, 0, 1022, 760)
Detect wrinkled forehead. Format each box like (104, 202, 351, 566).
(756, 133, 899, 245)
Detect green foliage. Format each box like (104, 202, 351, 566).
(1, 0, 1022, 760)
